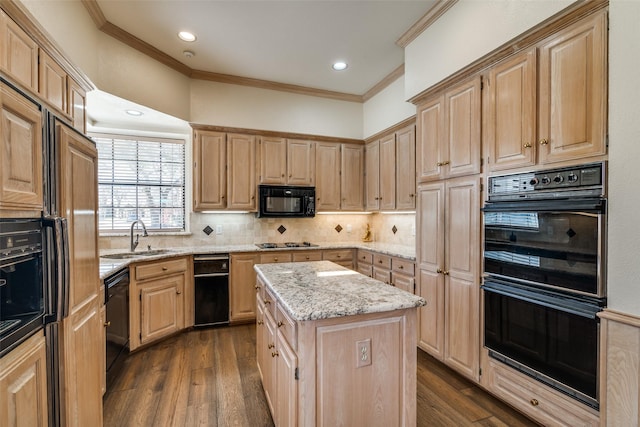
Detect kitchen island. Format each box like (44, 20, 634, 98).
(254, 260, 425, 427)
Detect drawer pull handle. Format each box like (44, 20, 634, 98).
(399, 265, 404, 269)
(272, 351, 279, 358)
(539, 138, 549, 146)
(523, 142, 532, 148)
(277, 321, 284, 328)
(274, 258, 278, 262)
(530, 399, 539, 407)
(378, 260, 383, 264)
(162, 267, 168, 271)
(255, 285, 260, 290)
(176, 290, 182, 295)
(436, 160, 450, 166)
(257, 320, 264, 325)
(264, 300, 271, 305)
(268, 343, 275, 349)
(104, 321, 111, 327)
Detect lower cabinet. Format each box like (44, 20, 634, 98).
(357, 249, 415, 294)
(0, 331, 48, 427)
(322, 249, 354, 269)
(230, 253, 260, 323)
(129, 257, 190, 351)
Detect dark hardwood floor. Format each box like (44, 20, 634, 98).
(103, 324, 538, 427)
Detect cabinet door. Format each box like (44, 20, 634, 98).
(61, 298, 103, 427)
(486, 49, 537, 171)
(416, 95, 445, 182)
(39, 50, 67, 114)
(538, 11, 607, 164)
(0, 332, 48, 427)
(416, 182, 445, 357)
(395, 124, 416, 209)
(0, 82, 43, 213)
(259, 136, 287, 184)
(378, 134, 396, 210)
(57, 123, 99, 312)
(230, 253, 259, 323)
(276, 334, 298, 427)
(0, 11, 38, 92)
(287, 139, 315, 186)
(340, 144, 363, 210)
(445, 76, 481, 178)
(364, 140, 380, 211)
(68, 77, 86, 133)
(139, 275, 185, 345)
(444, 176, 480, 381)
(227, 133, 257, 210)
(315, 143, 341, 210)
(256, 298, 267, 378)
(193, 130, 226, 210)
(262, 308, 277, 414)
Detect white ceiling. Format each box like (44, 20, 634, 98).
(88, 0, 438, 133)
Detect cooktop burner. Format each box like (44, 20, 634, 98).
(256, 242, 318, 249)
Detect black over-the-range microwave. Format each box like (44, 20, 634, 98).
(257, 185, 315, 218)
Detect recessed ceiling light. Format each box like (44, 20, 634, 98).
(178, 31, 197, 42)
(332, 62, 348, 71)
(125, 109, 143, 117)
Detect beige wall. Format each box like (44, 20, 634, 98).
(189, 79, 363, 138)
(362, 77, 415, 139)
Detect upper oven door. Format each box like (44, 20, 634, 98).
(482, 198, 606, 297)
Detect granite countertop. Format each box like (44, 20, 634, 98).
(99, 241, 416, 280)
(254, 260, 426, 321)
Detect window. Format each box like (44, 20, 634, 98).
(93, 134, 185, 232)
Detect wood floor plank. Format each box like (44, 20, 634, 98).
(104, 324, 538, 427)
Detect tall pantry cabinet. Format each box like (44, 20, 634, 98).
(415, 75, 482, 382)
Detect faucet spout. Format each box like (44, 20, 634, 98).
(130, 219, 149, 252)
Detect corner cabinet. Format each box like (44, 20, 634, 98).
(416, 176, 480, 382)
(129, 257, 191, 351)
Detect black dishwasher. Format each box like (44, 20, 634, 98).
(194, 254, 229, 327)
(104, 267, 129, 389)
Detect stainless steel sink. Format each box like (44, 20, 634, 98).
(100, 249, 174, 259)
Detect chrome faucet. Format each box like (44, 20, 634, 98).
(130, 219, 149, 252)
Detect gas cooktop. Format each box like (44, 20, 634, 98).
(255, 242, 318, 249)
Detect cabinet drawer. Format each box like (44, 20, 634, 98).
(357, 264, 372, 277)
(260, 252, 293, 264)
(134, 257, 188, 281)
(392, 258, 415, 276)
(357, 250, 373, 265)
(488, 360, 599, 426)
(373, 267, 391, 285)
(322, 249, 353, 262)
(292, 251, 322, 262)
(263, 286, 277, 317)
(373, 254, 391, 270)
(276, 304, 296, 351)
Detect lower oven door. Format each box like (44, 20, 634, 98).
(482, 279, 603, 409)
(483, 197, 606, 297)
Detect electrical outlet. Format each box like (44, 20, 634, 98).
(216, 224, 223, 235)
(346, 224, 352, 233)
(355, 338, 372, 368)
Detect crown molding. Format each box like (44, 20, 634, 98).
(362, 64, 404, 102)
(396, 0, 458, 48)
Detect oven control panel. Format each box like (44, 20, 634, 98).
(488, 162, 605, 200)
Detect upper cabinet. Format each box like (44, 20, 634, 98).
(38, 50, 67, 114)
(258, 137, 315, 186)
(417, 76, 481, 183)
(192, 129, 257, 211)
(365, 122, 416, 211)
(316, 142, 363, 211)
(485, 10, 607, 171)
(537, 11, 607, 165)
(0, 10, 38, 92)
(0, 81, 43, 215)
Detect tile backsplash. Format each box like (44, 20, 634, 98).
(99, 212, 416, 250)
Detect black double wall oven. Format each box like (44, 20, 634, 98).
(482, 162, 606, 409)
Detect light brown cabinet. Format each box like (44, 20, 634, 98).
(364, 141, 380, 211)
(315, 142, 363, 211)
(0, 81, 43, 215)
(322, 248, 354, 269)
(537, 11, 607, 165)
(0, 331, 48, 427)
(56, 121, 102, 427)
(129, 257, 190, 350)
(485, 11, 607, 171)
(68, 77, 86, 134)
(259, 137, 315, 186)
(379, 133, 396, 210)
(417, 76, 481, 182)
(416, 175, 480, 381)
(38, 49, 67, 114)
(192, 130, 257, 211)
(395, 125, 416, 210)
(358, 250, 415, 293)
(0, 10, 38, 92)
(230, 253, 260, 323)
